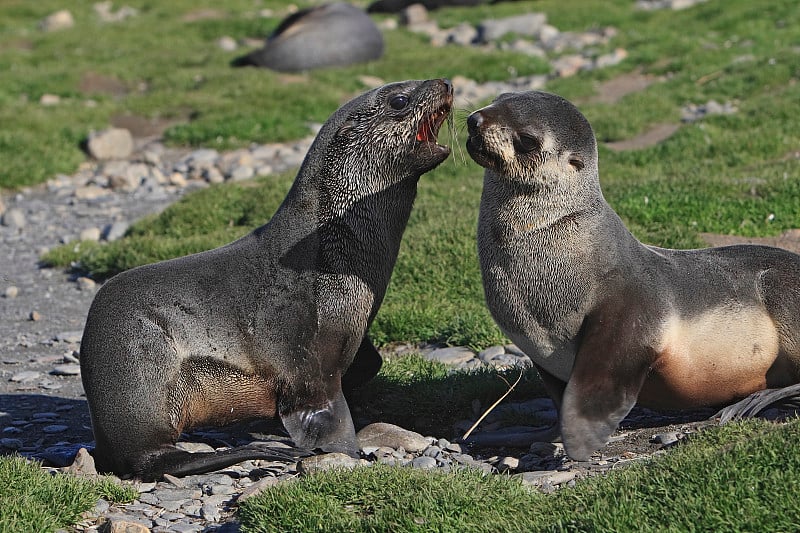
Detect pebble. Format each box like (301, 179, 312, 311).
(357, 422, 432, 453)
(3, 286, 19, 298)
(39, 10, 74, 32)
(425, 346, 476, 365)
(50, 363, 81, 376)
(1, 208, 26, 229)
(10, 371, 41, 383)
(87, 128, 134, 160)
(297, 453, 364, 474)
(77, 277, 97, 291)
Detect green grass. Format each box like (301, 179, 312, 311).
(239, 418, 800, 532)
(0, 456, 137, 532)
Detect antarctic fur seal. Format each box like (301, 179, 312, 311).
(80, 78, 453, 480)
(465, 90, 800, 460)
(231, 3, 384, 72)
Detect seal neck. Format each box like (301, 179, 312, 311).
(479, 170, 605, 237)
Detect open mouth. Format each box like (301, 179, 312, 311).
(416, 104, 451, 144)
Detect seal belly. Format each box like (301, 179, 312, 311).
(639, 307, 780, 408)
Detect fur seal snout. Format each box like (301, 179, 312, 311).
(80, 78, 453, 480)
(466, 90, 800, 460)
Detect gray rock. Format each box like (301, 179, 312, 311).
(425, 346, 476, 365)
(1, 438, 23, 450)
(357, 422, 431, 453)
(10, 371, 41, 383)
(54, 331, 82, 343)
(87, 128, 134, 160)
(50, 364, 81, 376)
(200, 503, 221, 522)
(1, 208, 27, 229)
(66, 447, 97, 476)
(217, 36, 238, 51)
(42, 424, 69, 433)
(410, 456, 437, 469)
(400, 4, 428, 26)
(517, 469, 577, 488)
(228, 165, 255, 181)
(3, 286, 19, 298)
(478, 13, 547, 42)
(79, 227, 102, 241)
(102, 221, 129, 241)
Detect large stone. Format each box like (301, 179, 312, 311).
(87, 128, 134, 160)
(40, 10, 75, 32)
(1, 208, 26, 229)
(297, 453, 362, 475)
(357, 422, 431, 453)
(425, 346, 476, 365)
(67, 447, 98, 476)
(478, 13, 547, 43)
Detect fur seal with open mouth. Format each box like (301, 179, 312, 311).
(80, 78, 453, 480)
(465, 90, 800, 460)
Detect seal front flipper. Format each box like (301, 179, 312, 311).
(280, 388, 358, 457)
(341, 335, 382, 394)
(560, 315, 652, 461)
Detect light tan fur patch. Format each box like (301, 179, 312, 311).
(645, 306, 780, 406)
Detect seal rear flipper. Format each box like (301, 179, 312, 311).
(714, 382, 800, 424)
(280, 389, 358, 457)
(130, 444, 307, 482)
(342, 336, 383, 393)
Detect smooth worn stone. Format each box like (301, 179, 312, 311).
(80, 227, 102, 241)
(496, 456, 519, 472)
(74, 185, 112, 200)
(42, 424, 69, 433)
(29, 311, 41, 321)
(40, 9, 75, 31)
(477, 345, 505, 362)
(410, 456, 437, 469)
(651, 432, 684, 446)
(77, 277, 97, 291)
(237, 477, 282, 501)
(424, 346, 476, 365)
(1, 438, 23, 450)
(297, 453, 362, 475)
(1, 208, 26, 229)
(50, 363, 81, 376)
(55, 331, 83, 343)
(174, 442, 216, 453)
(517, 469, 577, 488)
(357, 422, 431, 453)
(87, 128, 134, 160)
(10, 371, 41, 383)
(102, 221, 129, 241)
(3, 286, 19, 298)
(478, 13, 547, 42)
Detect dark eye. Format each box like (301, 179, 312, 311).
(389, 94, 409, 110)
(516, 134, 540, 153)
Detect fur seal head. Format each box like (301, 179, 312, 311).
(466, 91, 597, 186)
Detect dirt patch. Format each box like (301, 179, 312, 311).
(589, 71, 657, 105)
(605, 123, 681, 151)
(181, 8, 226, 22)
(700, 229, 800, 255)
(78, 71, 128, 97)
(111, 114, 184, 139)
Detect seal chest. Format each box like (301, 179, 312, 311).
(80, 78, 453, 480)
(466, 90, 800, 460)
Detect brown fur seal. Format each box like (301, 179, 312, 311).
(231, 3, 384, 72)
(80, 78, 453, 480)
(465, 90, 800, 460)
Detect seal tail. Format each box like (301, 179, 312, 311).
(714, 383, 800, 425)
(131, 444, 310, 481)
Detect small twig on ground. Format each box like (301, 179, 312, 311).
(461, 369, 523, 441)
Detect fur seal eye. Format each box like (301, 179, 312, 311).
(516, 134, 540, 153)
(389, 95, 409, 110)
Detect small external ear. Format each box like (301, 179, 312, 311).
(569, 156, 585, 171)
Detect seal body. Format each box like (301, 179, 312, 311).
(466, 91, 800, 460)
(232, 3, 384, 72)
(81, 78, 453, 479)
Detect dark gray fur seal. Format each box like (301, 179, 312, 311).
(465, 90, 800, 460)
(80, 78, 453, 480)
(232, 3, 383, 72)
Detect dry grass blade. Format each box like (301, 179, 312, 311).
(461, 368, 523, 441)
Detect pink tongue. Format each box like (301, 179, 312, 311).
(417, 122, 432, 142)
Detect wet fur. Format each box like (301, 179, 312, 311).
(81, 79, 453, 480)
(466, 91, 800, 460)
